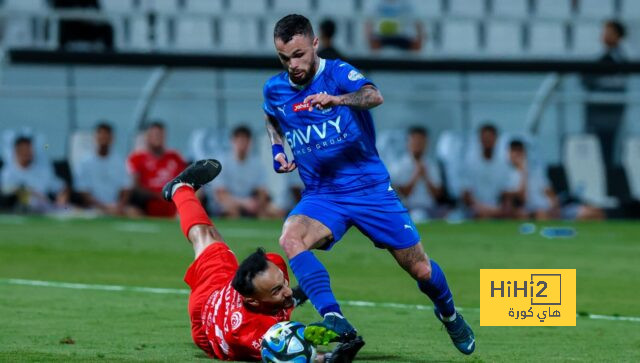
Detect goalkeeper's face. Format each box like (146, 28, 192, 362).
(275, 34, 319, 85)
(249, 262, 294, 311)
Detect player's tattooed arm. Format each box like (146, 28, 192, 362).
(304, 85, 384, 111)
(337, 85, 384, 109)
(265, 114, 284, 145)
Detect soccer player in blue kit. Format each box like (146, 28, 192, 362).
(262, 14, 475, 356)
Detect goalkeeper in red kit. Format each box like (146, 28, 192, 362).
(161, 159, 364, 362)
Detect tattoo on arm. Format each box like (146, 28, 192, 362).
(338, 85, 383, 109)
(265, 115, 284, 145)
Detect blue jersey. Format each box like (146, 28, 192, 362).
(263, 58, 390, 194)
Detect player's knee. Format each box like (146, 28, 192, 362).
(412, 261, 432, 281)
(279, 233, 306, 258)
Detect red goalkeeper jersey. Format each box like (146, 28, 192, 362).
(184, 242, 293, 361)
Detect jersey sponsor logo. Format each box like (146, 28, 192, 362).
(285, 116, 342, 148)
(293, 102, 312, 112)
(252, 340, 261, 350)
(348, 70, 365, 81)
(230, 311, 242, 331)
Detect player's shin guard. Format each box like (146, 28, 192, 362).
(289, 251, 342, 317)
(172, 186, 213, 239)
(418, 260, 456, 318)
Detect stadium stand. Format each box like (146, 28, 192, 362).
(0, 0, 639, 219)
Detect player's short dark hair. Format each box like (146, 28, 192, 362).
(232, 125, 252, 139)
(232, 248, 269, 297)
(14, 135, 32, 148)
(479, 123, 498, 135)
(408, 125, 429, 137)
(605, 20, 626, 38)
(319, 19, 336, 39)
(146, 120, 165, 130)
(274, 14, 314, 43)
(95, 122, 113, 134)
(509, 139, 525, 152)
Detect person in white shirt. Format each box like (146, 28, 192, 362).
(506, 139, 604, 220)
(75, 122, 140, 216)
(462, 124, 515, 219)
(212, 126, 284, 219)
(1, 136, 68, 212)
(391, 126, 445, 222)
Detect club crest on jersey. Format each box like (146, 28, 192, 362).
(293, 102, 312, 112)
(230, 311, 242, 330)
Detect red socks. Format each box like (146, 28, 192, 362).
(172, 186, 213, 239)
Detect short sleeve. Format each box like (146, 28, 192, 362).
(262, 82, 277, 118)
(332, 61, 375, 94)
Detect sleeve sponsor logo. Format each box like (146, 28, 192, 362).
(348, 70, 365, 81)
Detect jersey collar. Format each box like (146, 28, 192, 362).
(288, 58, 326, 90)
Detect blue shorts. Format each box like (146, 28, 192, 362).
(288, 182, 421, 250)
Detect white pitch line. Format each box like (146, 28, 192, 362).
(113, 222, 161, 234)
(2, 278, 639, 323)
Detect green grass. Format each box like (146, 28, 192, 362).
(1, 216, 639, 362)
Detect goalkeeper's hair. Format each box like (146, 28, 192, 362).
(232, 248, 269, 297)
(274, 14, 314, 43)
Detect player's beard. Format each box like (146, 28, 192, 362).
(281, 296, 294, 310)
(290, 57, 316, 86)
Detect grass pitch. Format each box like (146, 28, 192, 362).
(1, 216, 639, 362)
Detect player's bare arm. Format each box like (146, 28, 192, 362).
(304, 85, 384, 111)
(265, 114, 297, 173)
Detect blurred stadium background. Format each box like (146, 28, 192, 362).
(0, 0, 639, 217)
(1, 1, 640, 362)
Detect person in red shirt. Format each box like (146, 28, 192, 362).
(162, 159, 364, 362)
(128, 121, 187, 217)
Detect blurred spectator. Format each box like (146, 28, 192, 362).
(75, 122, 141, 216)
(506, 140, 604, 220)
(52, 0, 114, 51)
(212, 126, 283, 219)
(461, 124, 515, 219)
(127, 121, 186, 217)
(391, 126, 445, 222)
(0, 136, 68, 212)
(318, 18, 344, 60)
(366, 0, 424, 52)
(582, 20, 627, 169)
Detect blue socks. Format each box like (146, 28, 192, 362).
(418, 260, 456, 318)
(289, 251, 342, 317)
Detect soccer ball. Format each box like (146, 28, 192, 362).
(261, 321, 317, 363)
